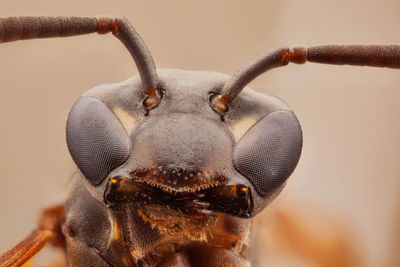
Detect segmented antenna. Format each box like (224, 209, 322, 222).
(0, 16, 158, 96)
(212, 44, 400, 113)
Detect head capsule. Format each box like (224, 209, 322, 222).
(66, 69, 302, 218)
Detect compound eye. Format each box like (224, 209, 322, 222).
(233, 110, 302, 196)
(66, 97, 131, 185)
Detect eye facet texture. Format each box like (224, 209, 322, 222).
(233, 110, 302, 196)
(66, 97, 131, 185)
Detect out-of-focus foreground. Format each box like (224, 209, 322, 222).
(0, 1, 400, 266)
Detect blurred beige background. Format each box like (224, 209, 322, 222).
(1, 1, 400, 266)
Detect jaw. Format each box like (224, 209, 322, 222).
(106, 176, 220, 241)
(104, 176, 254, 258)
(104, 175, 255, 264)
(105, 175, 254, 221)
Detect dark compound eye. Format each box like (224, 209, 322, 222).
(233, 110, 302, 196)
(66, 97, 131, 185)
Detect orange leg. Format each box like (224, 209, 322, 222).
(0, 205, 65, 267)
